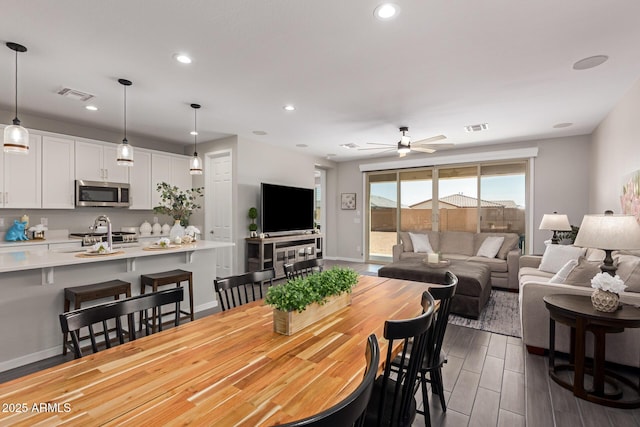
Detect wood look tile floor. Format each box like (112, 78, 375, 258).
(1, 260, 639, 426)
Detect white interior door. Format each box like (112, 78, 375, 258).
(205, 150, 233, 278)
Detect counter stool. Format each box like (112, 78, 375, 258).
(62, 279, 131, 355)
(140, 269, 194, 332)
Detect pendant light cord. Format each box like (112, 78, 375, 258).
(193, 107, 198, 155)
(14, 49, 18, 120)
(123, 85, 127, 142)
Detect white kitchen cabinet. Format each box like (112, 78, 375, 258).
(128, 148, 152, 210)
(151, 153, 193, 207)
(42, 136, 75, 209)
(76, 140, 128, 183)
(0, 133, 42, 208)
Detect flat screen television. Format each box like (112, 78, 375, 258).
(261, 183, 314, 235)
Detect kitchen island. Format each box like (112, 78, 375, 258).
(0, 240, 234, 372)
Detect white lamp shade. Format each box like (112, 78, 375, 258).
(574, 214, 640, 250)
(189, 154, 203, 175)
(116, 142, 134, 166)
(538, 214, 571, 231)
(3, 124, 29, 154)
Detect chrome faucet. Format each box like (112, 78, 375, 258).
(93, 215, 112, 251)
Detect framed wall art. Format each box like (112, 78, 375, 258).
(341, 193, 356, 210)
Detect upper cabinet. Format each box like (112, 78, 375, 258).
(129, 148, 152, 210)
(76, 141, 128, 183)
(0, 134, 42, 208)
(42, 136, 75, 209)
(151, 153, 193, 207)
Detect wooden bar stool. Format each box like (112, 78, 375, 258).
(62, 279, 131, 355)
(140, 269, 194, 332)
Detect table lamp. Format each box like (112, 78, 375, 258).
(573, 210, 640, 276)
(539, 212, 571, 244)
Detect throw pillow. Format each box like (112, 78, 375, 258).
(476, 236, 504, 258)
(614, 254, 640, 293)
(538, 244, 586, 274)
(399, 231, 413, 252)
(564, 256, 601, 286)
(549, 259, 578, 284)
(409, 232, 434, 253)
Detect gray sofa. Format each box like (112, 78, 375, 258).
(519, 251, 640, 368)
(393, 231, 522, 290)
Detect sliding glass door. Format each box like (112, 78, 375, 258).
(367, 172, 398, 261)
(437, 166, 478, 232)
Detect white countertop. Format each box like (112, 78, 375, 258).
(0, 240, 234, 274)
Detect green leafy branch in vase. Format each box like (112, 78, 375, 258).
(153, 182, 204, 226)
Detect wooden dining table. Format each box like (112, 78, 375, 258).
(0, 275, 435, 426)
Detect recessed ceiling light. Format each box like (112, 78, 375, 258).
(296, 144, 308, 148)
(252, 130, 268, 136)
(174, 53, 192, 64)
(374, 3, 399, 20)
(464, 123, 489, 133)
(190, 131, 198, 136)
(85, 105, 98, 111)
(283, 105, 296, 111)
(553, 122, 573, 129)
(573, 55, 608, 70)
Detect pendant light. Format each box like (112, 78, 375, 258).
(4, 42, 29, 154)
(189, 103, 203, 175)
(116, 78, 134, 166)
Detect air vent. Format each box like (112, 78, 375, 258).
(340, 143, 359, 149)
(464, 123, 489, 133)
(57, 87, 95, 102)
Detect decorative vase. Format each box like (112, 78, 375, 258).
(152, 222, 162, 235)
(139, 221, 152, 236)
(161, 223, 171, 235)
(169, 219, 185, 240)
(591, 289, 619, 313)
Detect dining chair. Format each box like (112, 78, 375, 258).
(364, 291, 436, 427)
(59, 288, 183, 359)
(214, 267, 276, 311)
(284, 258, 324, 280)
(389, 272, 458, 426)
(279, 334, 380, 427)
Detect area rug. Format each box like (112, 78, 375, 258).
(448, 290, 521, 338)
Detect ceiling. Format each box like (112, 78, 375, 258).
(3, 1, 640, 162)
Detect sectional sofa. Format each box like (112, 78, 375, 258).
(393, 230, 522, 290)
(518, 246, 640, 368)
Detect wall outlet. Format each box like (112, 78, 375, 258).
(0, 218, 4, 227)
(40, 217, 48, 226)
(356, 245, 361, 253)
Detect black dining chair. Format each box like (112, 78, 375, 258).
(279, 334, 380, 427)
(59, 288, 183, 359)
(284, 258, 324, 280)
(364, 291, 436, 427)
(214, 267, 276, 311)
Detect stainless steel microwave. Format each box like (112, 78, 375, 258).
(75, 180, 130, 208)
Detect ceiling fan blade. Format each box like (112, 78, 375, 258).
(371, 148, 397, 156)
(413, 134, 447, 145)
(421, 143, 455, 149)
(365, 142, 395, 146)
(411, 146, 437, 154)
(358, 146, 394, 151)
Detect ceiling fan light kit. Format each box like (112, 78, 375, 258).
(358, 126, 451, 157)
(4, 42, 29, 155)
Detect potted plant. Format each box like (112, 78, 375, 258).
(265, 267, 359, 335)
(248, 207, 258, 237)
(153, 182, 203, 239)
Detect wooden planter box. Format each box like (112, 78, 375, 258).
(273, 292, 352, 335)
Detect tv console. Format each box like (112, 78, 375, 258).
(246, 233, 323, 279)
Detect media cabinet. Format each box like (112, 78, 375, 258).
(245, 233, 323, 279)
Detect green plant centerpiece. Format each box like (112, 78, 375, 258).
(248, 207, 258, 236)
(153, 182, 204, 226)
(266, 266, 359, 335)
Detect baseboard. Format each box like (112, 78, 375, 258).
(195, 300, 218, 312)
(0, 346, 63, 373)
(525, 345, 546, 356)
(324, 256, 365, 263)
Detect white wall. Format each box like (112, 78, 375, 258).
(590, 78, 640, 213)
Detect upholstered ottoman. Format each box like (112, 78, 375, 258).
(378, 259, 492, 319)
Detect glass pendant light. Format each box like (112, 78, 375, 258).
(4, 42, 29, 154)
(116, 78, 134, 166)
(189, 103, 203, 175)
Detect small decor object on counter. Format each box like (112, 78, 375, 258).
(140, 221, 152, 236)
(169, 219, 185, 240)
(152, 221, 161, 235)
(5, 220, 29, 241)
(161, 223, 171, 235)
(153, 182, 204, 226)
(174, 236, 182, 245)
(28, 224, 47, 240)
(181, 235, 193, 244)
(90, 242, 111, 254)
(184, 226, 200, 241)
(157, 237, 171, 248)
(590, 272, 626, 312)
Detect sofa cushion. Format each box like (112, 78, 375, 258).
(468, 256, 508, 273)
(519, 266, 552, 280)
(409, 232, 434, 253)
(538, 244, 586, 274)
(476, 236, 504, 258)
(549, 259, 579, 283)
(564, 256, 600, 287)
(475, 233, 519, 260)
(614, 254, 640, 293)
(440, 231, 475, 257)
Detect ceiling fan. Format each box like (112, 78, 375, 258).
(358, 126, 453, 157)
